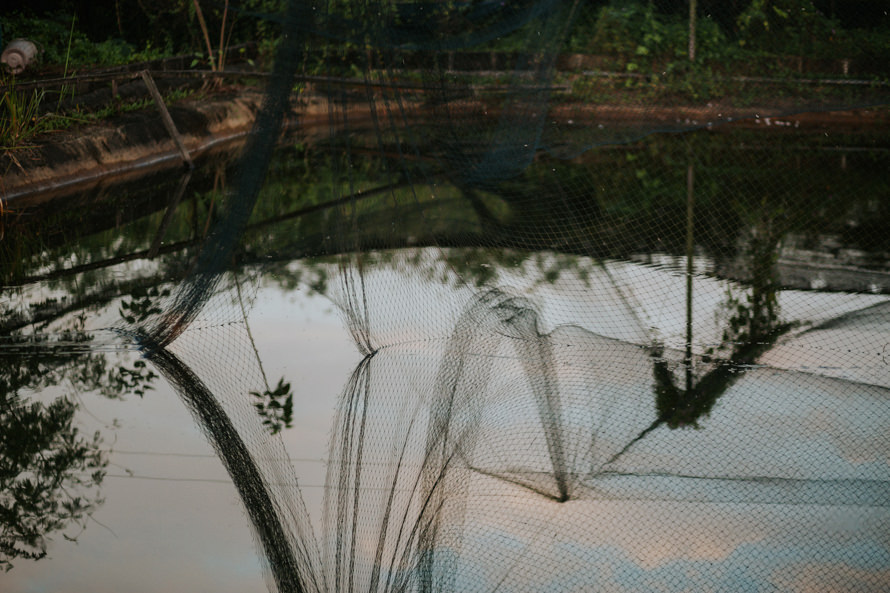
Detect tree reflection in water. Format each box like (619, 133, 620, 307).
(0, 324, 115, 571)
(2, 114, 889, 591)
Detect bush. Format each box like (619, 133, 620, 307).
(2, 12, 169, 70)
(736, 0, 840, 58)
(581, 1, 731, 65)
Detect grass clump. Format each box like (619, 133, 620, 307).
(0, 77, 64, 150)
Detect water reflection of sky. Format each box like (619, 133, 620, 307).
(326, 251, 890, 592)
(6, 250, 890, 592)
(6, 284, 359, 593)
(450, 495, 890, 592)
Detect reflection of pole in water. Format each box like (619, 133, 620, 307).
(685, 160, 694, 393)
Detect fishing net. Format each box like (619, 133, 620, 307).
(3, 0, 890, 591)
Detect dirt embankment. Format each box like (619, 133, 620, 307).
(2, 85, 888, 202)
(0, 83, 407, 201)
(0, 90, 266, 201)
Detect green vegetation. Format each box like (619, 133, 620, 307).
(2, 12, 169, 71)
(0, 79, 52, 149)
(1, 1, 887, 76)
(0, 72, 202, 152)
(0, 2, 257, 153)
(0, 0, 885, 148)
(0, 1, 284, 73)
(554, 0, 890, 104)
(571, 0, 889, 65)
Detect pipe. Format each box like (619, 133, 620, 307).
(2, 39, 38, 74)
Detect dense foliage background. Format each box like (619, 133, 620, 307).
(1, 0, 888, 72)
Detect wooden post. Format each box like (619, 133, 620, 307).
(148, 170, 192, 259)
(141, 70, 193, 169)
(688, 0, 697, 62)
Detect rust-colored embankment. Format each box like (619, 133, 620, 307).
(1, 91, 266, 201)
(2, 88, 887, 202)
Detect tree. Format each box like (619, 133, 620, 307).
(736, 0, 836, 55)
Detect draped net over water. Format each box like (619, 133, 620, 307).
(4, 1, 890, 592)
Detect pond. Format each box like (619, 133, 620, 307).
(3, 121, 890, 592)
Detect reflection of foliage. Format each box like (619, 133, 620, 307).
(742, 231, 778, 338)
(441, 248, 522, 287)
(250, 378, 294, 435)
(261, 248, 597, 299)
(653, 329, 787, 429)
(440, 248, 597, 290)
(0, 391, 107, 571)
(118, 287, 171, 325)
(0, 306, 161, 569)
(307, 268, 329, 296)
(2, 316, 160, 403)
(1, 327, 101, 398)
(103, 360, 158, 399)
(653, 349, 711, 429)
(117, 287, 172, 392)
(718, 195, 790, 351)
(720, 283, 779, 351)
(257, 260, 332, 296)
(655, 198, 793, 429)
(652, 285, 789, 429)
(9, 131, 889, 307)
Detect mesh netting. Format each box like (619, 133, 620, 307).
(4, 0, 890, 591)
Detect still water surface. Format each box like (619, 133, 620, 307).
(3, 126, 890, 592)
